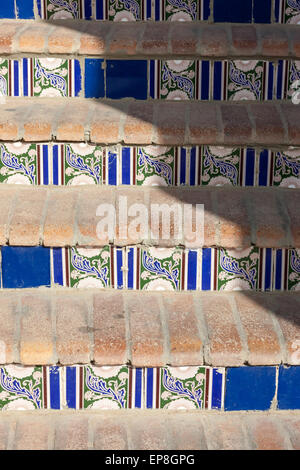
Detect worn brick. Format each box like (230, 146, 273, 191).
(115, 187, 148, 245)
(93, 292, 127, 365)
(79, 23, 109, 55)
(248, 416, 290, 450)
(259, 26, 289, 57)
(76, 186, 116, 246)
(90, 102, 128, 144)
(48, 25, 79, 54)
(170, 23, 198, 55)
(14, 417, 51, 450)
(20, 294, 54, 365)
(123, 102, 154, 144)
(55, 293, 90, 364)
(272, 294, 300, 365)
(92, 417, 128, 450)
(56, 103, 90, 142)
(188, 102, 221, 145)
(23, 102, 58, 141)
(284, 189, 300, 247)
(203, 414, 249, 450)
(201, 294, 244, 366)
(141, 23, 170, 55)
(248, 189, 288, 248)
(109, 23, 144, 55)
(18, 24, 48, 53)
(221, 104, 252, 145)
(198, 25, 230, 56)
(0, 187, 16, 245)
(0, 22, 18, 53)
(290, 27, 300, 58)
(163, 293, 203, 365)
(155, 103, 186, 146)
(231, 25, 258, 55)
(9, 188, 47, 246)
(126, 292, 164, 366)
(251, 103, 285, 146)
(129, 417, 170, 450)
(169, 415, 207, 450)
(43, 189, 77, 246)
(0, 419, 11, 450)
(280, 103, 300, 147)
(282, 415, 300, 450)
(234, 293, 282, 365)
(0, 295, 17, 364)
(54, 416, 89, 450)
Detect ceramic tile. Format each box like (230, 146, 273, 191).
(288, 60, 300, 102)
(37, 0, 92, 19)
(64, 143, 103, 185)
(0, 366, 43, 410)
(1, 246, 51, 289)
(84, 59, 105, 98)
(277, 366, 300, 409)
(284, 0, 300, 24)
(33, 58, 81, 97)
(273, 151, 300, 188)
(201, 146, 242, 186)
(0, 143, 37, 185)
(253, 0, 272, 23)
(106, 60, 148, 100)
(136, 146, 176, 186)
(287, 249, 300, 291)
(217, 248, 260, 292)
(145, 367, 225, 410)
(139, 247, 183, 291)
(227, 60, 265, 101)
(104, 0, 151, 20)
(224, 367, 276, 411)
(16, 0, 35, 18)
(214, 0, 252, 23)
(154, 0, 209, 21)
(0, 1, 15, 18)
(69, 247, 112, 288)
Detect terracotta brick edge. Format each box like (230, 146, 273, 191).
(2, 21, 300, 59)
(1, 410, 299, 450)
(0, 289, 299, 367)
(0, 185, 299, 249)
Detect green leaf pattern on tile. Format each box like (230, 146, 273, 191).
(141, 248, 182, 291)
(273, 151, 300, 188)
(70, 247, 111, 288)
(160, 367, 205, 409)
(84, 366, 128, 409)
(0, 144, 37, 185)
(160, 60, 196, 100)
(202, 146, 240, 186)
(218, 248, 259, 291)
(137, 146, 174, 186)
(288, 249, 300, 291)
(228, 60, 263, 101)
(0, 367, 43, 410)
(65, 144, 102, 185)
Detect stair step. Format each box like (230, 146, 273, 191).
(1, 98, 299, 147)
(0, 289, 299, 366)
(0, 185, 299, 248)
(0, 410, 299, 450)
(1, 21, 300, 59)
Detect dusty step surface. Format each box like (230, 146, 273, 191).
(0, 289, 299, 366)
(1, 21, 300, 59)
(0, 409, 299, 450)
(0, 185, 299, 249)
(1, 98, 300, 147)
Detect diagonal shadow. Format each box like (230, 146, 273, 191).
(8, 19, 300, 347)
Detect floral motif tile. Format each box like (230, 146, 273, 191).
(160, 366, 206, 410)
(84, 365, 129, 409)
(0, 143, 37, 185)
(0, 366, 43, 410)
(273, 150, 300, 188)
(70, 247, 111, 288)
(284, 0, 300, 24)
(156, 0, 201, 21)
(227, 60, 264, 101)
(288, 60, 300, 101)
(160, 60, 196, 100)
(288, 249, 300, 291)
(140, 247, 182, 291)
(38, 0, 92, 19)
(0, 59, 8, 98)
(201, 146, 241, 186)
(64, 144, 103, 185)
(33, 58, 79, 97)
(217, 248, 260, 291)
(136, 146, 175, 186)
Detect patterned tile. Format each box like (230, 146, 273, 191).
(33, 58, 81, 97)
(37, 0, 92, 19)
(139, 247, 183, 291)
(217, 248, 260, 292)
(214, 0, 252, 23)
(283, 0, 300, 24)
(0, 143, 37, 185)
(155, 0, 210, 21)
(64, 143, 103, 185)
(0, 366, 43, 410)
(69, 247, 112, 288)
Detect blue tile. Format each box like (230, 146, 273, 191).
(84, 59, 105, 98)
(0, 1, 15, 18)
(106, 60, 148, 100)
(278, 366, 300, 410)
(16, 0, 34, 19)
(1, 246, 51, 288)
(225, 367, 276, 411)
(253, 0, 271, 23)
(214, 0, 252, 23)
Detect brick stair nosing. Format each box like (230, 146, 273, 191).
(1, 20, 300, 60)
(0, 409, 299, 450)
(0, 288, 299, 367)
(1, 98, 299, 148)
(0, 184, 299, 249)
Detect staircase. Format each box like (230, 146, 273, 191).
(0, 0, 299, 450)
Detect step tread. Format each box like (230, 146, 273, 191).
(1, 20, 300, 60)
(0, 185, 299, 249)
(1, 97, 300, 147)
(1, 409, 299, 450)
(0, 289, 299, 367)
